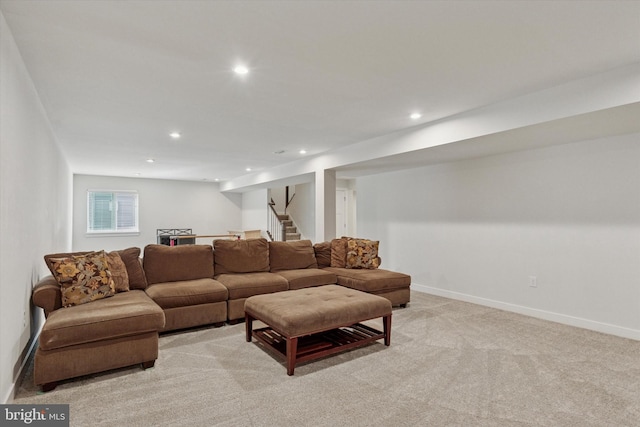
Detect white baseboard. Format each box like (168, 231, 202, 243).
(2, 326, 41, 404)
(411, 283, 640, 341)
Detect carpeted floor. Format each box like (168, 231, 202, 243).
(12, 291, 640, 426)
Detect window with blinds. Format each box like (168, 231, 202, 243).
(87, 190, 139, 233)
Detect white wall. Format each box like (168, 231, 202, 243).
(73, 175, 242, 251)
(241, 188, 268, 235)
(287, 182, 315, 242)
(337, 179, 357, 237)
(268, 187, 286, 214)
(0, 11, 72, 402)
(357, 135, 640, 339)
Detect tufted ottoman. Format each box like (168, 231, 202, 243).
(245, 285, 392, 375)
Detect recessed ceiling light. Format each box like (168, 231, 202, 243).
(169, 132, 181, 139)
(410, 113, 422, 120)
(146, 158, 155, 163)
(214, 178, 220, 182)
(299, 149, 307, 154)
(245, 167, 252, 172)
(234, 65, 249, 75)
(135, 173, 141, 176)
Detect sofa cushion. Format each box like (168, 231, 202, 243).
(44, 247, 147, 291)
(313, 241, 332, 268)
(346, 238, 380, 269)
(106, 251, 129, 292)
(269, 240, 318, 272)
(49, 251, 115, 307)
(274, 269, 337, 290)
(39, 290, 165, 351)
(145, 278, 228, 309)
(115, 247, 147, 290)
(215, 272, 288, 299)
(214, 238, 270, 275)
(330, 237, 348, 268)
(143, 244, 214, 285)
(323, 267, 411, 293)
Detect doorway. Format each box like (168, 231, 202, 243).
(336, 189, 347, 237)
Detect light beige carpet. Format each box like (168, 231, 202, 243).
(12, 291, 640, 426)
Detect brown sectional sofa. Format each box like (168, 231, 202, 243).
(31, 238, 410, 391)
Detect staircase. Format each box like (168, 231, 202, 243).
(278, 214, 301, 241)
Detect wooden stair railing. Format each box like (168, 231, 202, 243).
(267, 201, 285, 241)
(267, 201, 301, 241)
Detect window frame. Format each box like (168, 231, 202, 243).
(86, 189, 140, 236)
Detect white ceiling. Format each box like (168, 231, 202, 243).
(2, 0, 639, 184)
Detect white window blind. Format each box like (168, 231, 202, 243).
(87, 190, 139, 233)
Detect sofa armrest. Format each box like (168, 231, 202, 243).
(32, 275, 62, 317)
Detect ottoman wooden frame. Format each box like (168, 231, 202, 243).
(245, 285, 392, 375)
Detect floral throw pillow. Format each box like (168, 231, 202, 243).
(50, 250, 115, 307)
(345, 238, 380, 269)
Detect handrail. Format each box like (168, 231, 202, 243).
(284, 186, 296, 214)
(267, 202, 285, 241)
(285, 193, 295, 213)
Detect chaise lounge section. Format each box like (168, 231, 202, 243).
(314, 238, 411, 307)
(32, 248, 165, 392)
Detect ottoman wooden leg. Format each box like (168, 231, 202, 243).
(383, 315, 392, 346)
(286, 337, 298, 375)
(245, 313, 253, 342)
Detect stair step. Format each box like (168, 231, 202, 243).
(281, 220, 293, 227)
(277, 214, 289, 220)
(286, 233, 301, 241)
(285, 226, 297, 233)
